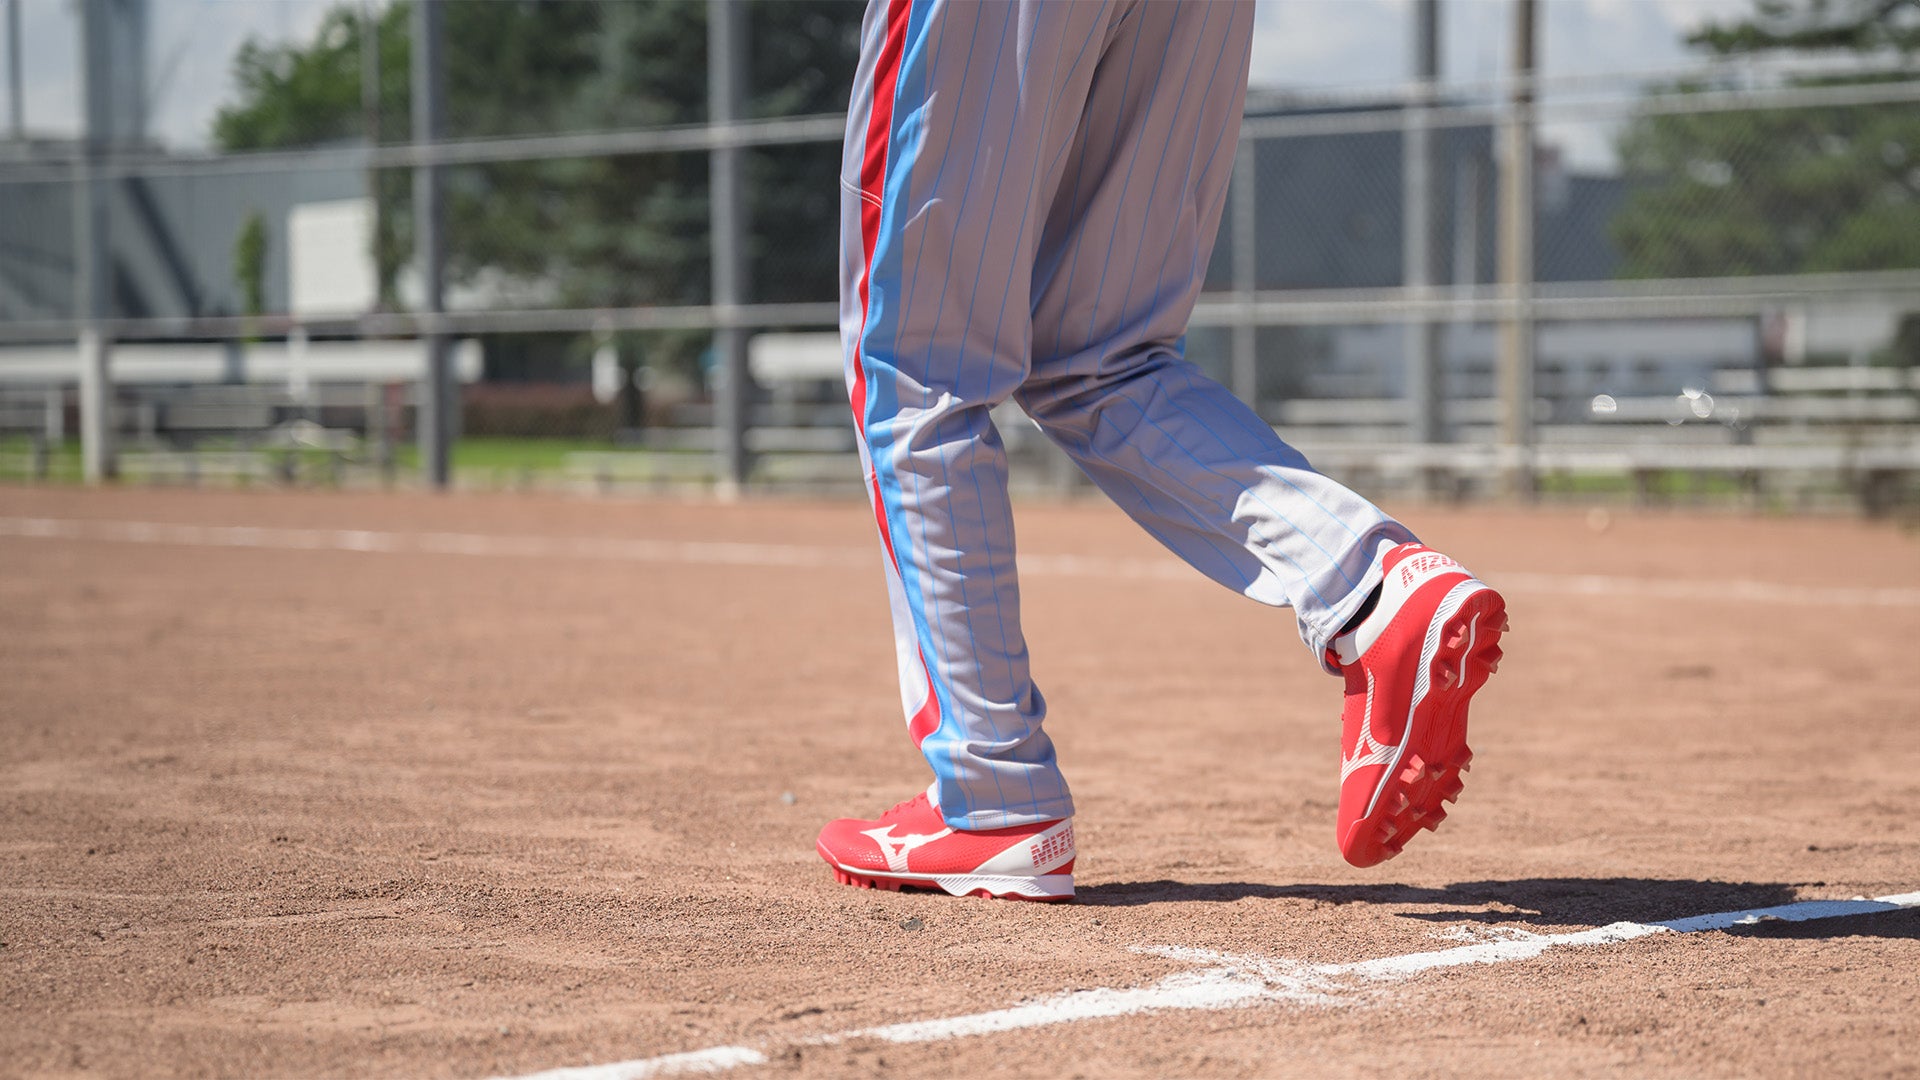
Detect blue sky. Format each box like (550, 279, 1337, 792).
(12, 0, 1754, 164)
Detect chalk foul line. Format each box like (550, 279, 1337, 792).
(5, 516, 1919, 608)
(499, 890, 1919, 1080)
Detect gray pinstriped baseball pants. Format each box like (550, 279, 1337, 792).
(840, 0, 1413, 829)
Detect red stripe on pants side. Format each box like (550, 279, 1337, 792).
(851, 0, 941, 749)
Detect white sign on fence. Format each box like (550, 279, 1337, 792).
(289, 198, 378, 318)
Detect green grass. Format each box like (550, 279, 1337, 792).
(1534, 469, 1760, 498)
(394, 437, 641, 472)
(0, 436, 84, 483)
(0, 435, 670, 487)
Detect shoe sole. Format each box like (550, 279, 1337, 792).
(818, 846, 1074, 902)
(1342, 581, 1506, 868)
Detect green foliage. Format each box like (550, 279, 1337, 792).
(1610, 0, 1920, 278)
(1687, 0, 1920, 55)
(216, 3, 410, 304)
(215, 6, 402, 149)
(212, 0, 862, 377)
(233, 210, 268, 318)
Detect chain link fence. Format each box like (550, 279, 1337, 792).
(2, 1, 1916, 510)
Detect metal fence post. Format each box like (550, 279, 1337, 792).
(7, 0, 22, 140)
(1496, 0, 1537, 497)
(709, 0, 750, 497)
(44, 386, 64, 444)
(361, 0, 383, 307)
(1404, 0, 1444, 456)
(412, 0, 452, 489)
(78, 330, 111, 480)
(1230, 140, 1258, 408)
(75, 0, 114, 483)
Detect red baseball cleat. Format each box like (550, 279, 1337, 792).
(1329, 544, 1507, 868)
(816, 787, 1075, 901)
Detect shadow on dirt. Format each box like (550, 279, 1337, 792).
(1076, 878, 1918, 938)
(1723, 907, 1920, 940)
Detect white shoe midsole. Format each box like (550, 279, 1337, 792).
(932, 873, 1074, 898)
(833, 864, 1075, 898)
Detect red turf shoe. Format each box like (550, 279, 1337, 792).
(816, 787, 1075, 901)
(1329, 543, 1507, 868)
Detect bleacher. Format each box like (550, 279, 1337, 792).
(1269, 364, 1920, 512)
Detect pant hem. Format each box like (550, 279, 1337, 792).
(1304, 532, 1407, 673)
(943, 799, 1075, 832)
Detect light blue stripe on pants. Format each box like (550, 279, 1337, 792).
(841, 0, 1414, 830)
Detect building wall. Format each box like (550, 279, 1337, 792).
(0, 149, 365, 329)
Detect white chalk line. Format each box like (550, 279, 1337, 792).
(5, 516, 1919, 608)
(501, 890, 1920, 1080)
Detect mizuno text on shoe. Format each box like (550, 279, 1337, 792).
(816, 787, 1075, 901)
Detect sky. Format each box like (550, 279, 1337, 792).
(9, 0, 1758, 168)
(1249, 0, 1752, 91)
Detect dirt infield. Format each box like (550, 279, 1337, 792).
(2, 484, 1917, 1079)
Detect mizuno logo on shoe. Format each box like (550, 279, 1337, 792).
(860, 824, 954, 872)
(1341, 670, 1397, 782)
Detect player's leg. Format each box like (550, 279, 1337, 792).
(818, 0, 1124, 899)
(1017, 0, 1506, 867)
(1017, 0, 1405, 658)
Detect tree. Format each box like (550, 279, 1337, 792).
(213, 0, 861, 374)
(233, 211, 268, 320)
(218, 2, 410, 309)
(1609, 0, 1920, 279)
(1688, 0, 1920, 54)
